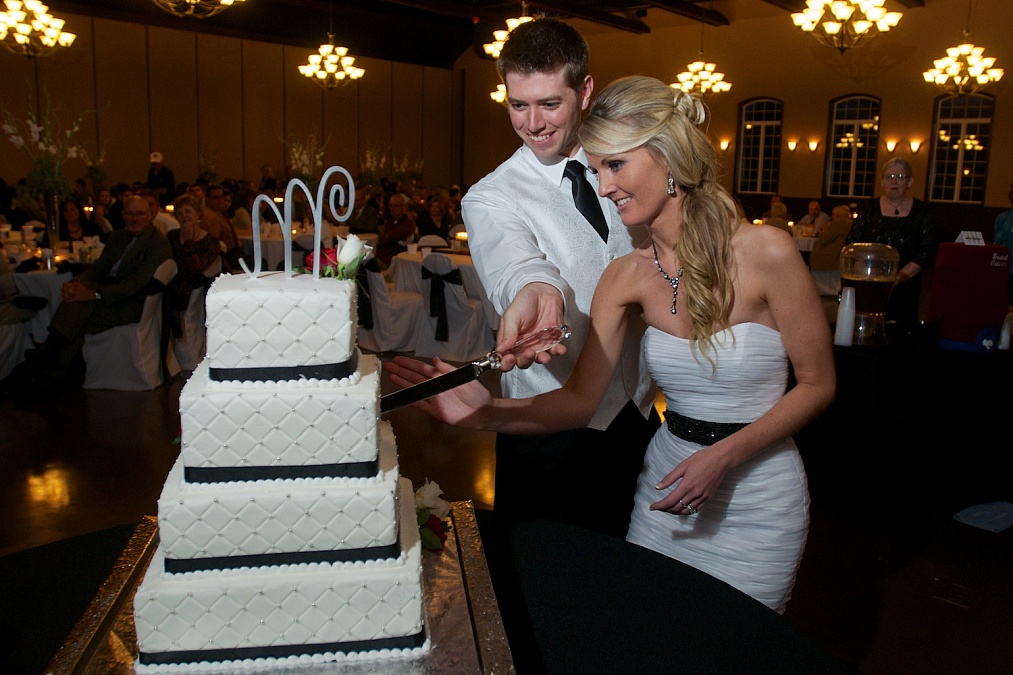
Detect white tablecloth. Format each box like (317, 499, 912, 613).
(14, 269, 72, 342)
(389, 252, 499, 331)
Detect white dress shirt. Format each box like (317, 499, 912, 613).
(462, 145, 655, 430)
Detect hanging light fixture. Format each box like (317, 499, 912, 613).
(150, 0, 245, 20)
(483, 2, 532, 59)
(298, 0, 364, 89)
(791, 0, 902, 54)
(1, 0, 76, 57)
(922, 0, 1002, 96)
(670, 22, 731, 99)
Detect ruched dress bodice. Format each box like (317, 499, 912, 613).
(627, 323, 810, 614)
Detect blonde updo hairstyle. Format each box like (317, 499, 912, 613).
(579, 75, 739, 364)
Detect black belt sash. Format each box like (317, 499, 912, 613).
(665, 409, 749, 445)
(184, 457, 378, 483)
(138, 629, 427, 666)
(422, 267, 462, 342)
(162, 538, 401, 573)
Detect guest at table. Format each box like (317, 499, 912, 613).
(348, 185, 382, 236)
(797, 199, 829, 236)
(230, 188, 257, 234)
(846, 158, 936, 323)
(20, 195, 172, 386)
(993, 180, 1013, 306)
(106, 183, 132, 231)
(137, 188, 179, 237)
(387, 75, 835, 614)
(146, 151, 176, 208)
(58, 197, 102, 246)
(762, 194, 792, 222)
(415, 194, 453, 241)
(165, 195, 220, 338)
(765, 201, 792, 235)
(809, 204, 853, 272)
(202, 184, 244, 272)
(374, 192, 415, 268)
(258, 164, 278, 196)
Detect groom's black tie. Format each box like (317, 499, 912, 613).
(564, 160, 609, 242)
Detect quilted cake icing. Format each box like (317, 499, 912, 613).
(204, 272, 356, 376)
(134, 479, 427, 670)
(179, 353, 380, 479)
(157, 423, 400, 570)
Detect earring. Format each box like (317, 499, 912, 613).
(667, 174, 676, 196)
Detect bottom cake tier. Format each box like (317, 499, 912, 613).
(134, 478, 428, 672)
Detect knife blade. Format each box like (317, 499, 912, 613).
(380, 325, 571, 414)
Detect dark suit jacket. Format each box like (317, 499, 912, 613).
(52, 226, 172, 336)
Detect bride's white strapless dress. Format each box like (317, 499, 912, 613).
(627, 323, 810, 614)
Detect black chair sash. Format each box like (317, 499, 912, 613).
(357, 263, 374, 330)
(422, 266, 463, 341)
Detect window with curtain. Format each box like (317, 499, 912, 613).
(826, 95, 881, 199)
(735, 98, 783, 195)
(927, 94, 994, 204)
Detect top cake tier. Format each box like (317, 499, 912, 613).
(205, 272, 356, 378)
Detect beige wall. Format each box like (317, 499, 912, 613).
(2, 1, 1010, 209)
(0, 14, 460, 193)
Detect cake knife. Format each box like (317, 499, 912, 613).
(380, 325, 571, 414)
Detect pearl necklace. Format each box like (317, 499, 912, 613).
(652, 241, 684, 315)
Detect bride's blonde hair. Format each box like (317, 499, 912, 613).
(579, 75, 739, 365)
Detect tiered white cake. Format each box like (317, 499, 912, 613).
(133, 271, 428, 671)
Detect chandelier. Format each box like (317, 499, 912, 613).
(0, 0, 76, 57)
(791, 0, 902, 54)
(483, 2, 532, 59)
(150, 0, 245, 19)
(298, 0, 364, 89)
(922, 1, 1002, 96)
(670, 22, 731, 99)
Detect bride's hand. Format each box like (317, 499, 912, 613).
(383, 356, 493, 428)
(649, 446, 730, 515)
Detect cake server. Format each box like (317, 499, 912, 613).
(380, 325, 571, 414)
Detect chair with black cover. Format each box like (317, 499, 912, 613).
(357, 259, 425, 353)
(171, 257, 222, 371)
(414, 252, 494, 363)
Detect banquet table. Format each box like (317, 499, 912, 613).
(389, 251, 499, 331)
(13, 269, 71, 342)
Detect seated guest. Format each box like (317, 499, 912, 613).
(415, 194, 452, 241)
(166, 195, 221, 338)
(137, 188, 179, 237)
(797, 200, 829, 236)
(765, 202, 792, 235)
(348, 186, 381, 236)
(374, 192, 415, 268)
(809, 205, 853, 272)
(58, 197, 102, 245)
(230, 188, 257, 233)
(202, 184, 245, 272)
(22, 195, 171, 384)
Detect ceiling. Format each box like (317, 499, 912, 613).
(44, 1, 928, 69)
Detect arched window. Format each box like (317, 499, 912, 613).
(735, 98, 782, 195)
(826, 95, 881, 199)
(927, 94, 994, 204)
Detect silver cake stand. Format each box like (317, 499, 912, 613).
(45, 502, 513, 674)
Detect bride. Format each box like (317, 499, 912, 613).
(385, 76, 835, 613)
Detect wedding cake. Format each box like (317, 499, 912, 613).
(133, 170, 429, 671)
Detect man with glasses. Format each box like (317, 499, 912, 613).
(21, 195, 171, 386)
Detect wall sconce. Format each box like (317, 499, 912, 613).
(909, 140, 922, 153)
(719, 140, 730, 152)
(787, 140, 798, 152)
(808, 140, 819, 152)
(885, 140, 897, 152)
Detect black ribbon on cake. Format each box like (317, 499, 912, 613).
(422, 266, 463, 342)
(209, 358, 357, 383)
(138, 630, 427, 666)
(184, 457, 379, 483)
(162, 538, 401, 573)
